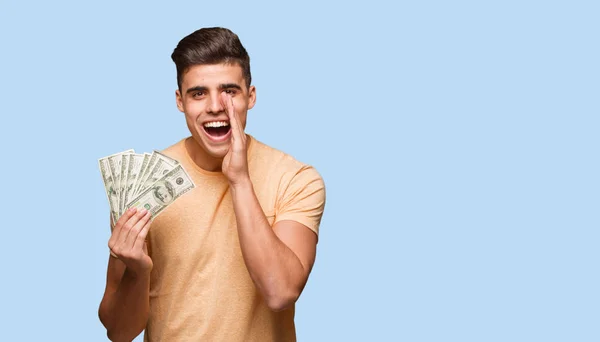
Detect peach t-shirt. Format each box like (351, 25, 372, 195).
(143, 134, 326, 342)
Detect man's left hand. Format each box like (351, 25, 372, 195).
(221, 92, 250, 186)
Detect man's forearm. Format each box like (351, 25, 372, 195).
(99, 268, 150, 342)
(230, 178, 308, 310)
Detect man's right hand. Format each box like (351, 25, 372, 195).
(108, 208, 153, 275)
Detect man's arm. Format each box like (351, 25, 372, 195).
(98, 208, 153, 342)
(230, 181, 318, 311)
(220, 92, 323, 311)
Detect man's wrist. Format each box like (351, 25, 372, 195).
(124, 266, 152, 280)
(229, 175, 253, 193)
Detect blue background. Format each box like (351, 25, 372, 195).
(1, 1, 598, 341)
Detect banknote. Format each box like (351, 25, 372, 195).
(123, 153, 145, 214)
(125, 164, 195, 217)
(98, 149, 134, 224)
(118, 154, 130, 216)
(132, 151, 179, 198)
(99, 159, 119, 224)
(139, 159, 173, 195)
(131, 153, 151, 197)
(107, 154, 125, 214)
(99, 149, 194, 222)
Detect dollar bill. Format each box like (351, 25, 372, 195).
(123, 153, 145, 218)
(139, 159, 174, 194)
(99, 149, 134, 223)
(99, 159, 119, 224)
(118, 153, 130, 217)
(126, 164, 195, 217)
(108, 155, 124, 214)
(130, 153, 151, 196)
(154, 150, 179, 166)
(100, 149, 194, 222)
(133, 151, 179, 197)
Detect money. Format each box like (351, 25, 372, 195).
(118, 154, 130, 216)
(99, 150, 134, 223)
(123, 153, 145, 213)
(98, 149, 195, 223)
(125, 165, 195, 217)
(133, 151, 179, 198)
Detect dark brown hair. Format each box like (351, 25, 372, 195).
(171, 27, 251, 90)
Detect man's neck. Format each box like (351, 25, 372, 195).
(185, 138, 223, 172)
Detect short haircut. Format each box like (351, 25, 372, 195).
(171, 27, 251, 90)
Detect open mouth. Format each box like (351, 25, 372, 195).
(203, 121, 231, 139)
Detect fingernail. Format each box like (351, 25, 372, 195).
(140, 208, 147, 215)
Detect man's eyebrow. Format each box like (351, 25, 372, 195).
(185, 84, 243, 94)
(186, 86, 208, 94)
(219, 83, 243, 90)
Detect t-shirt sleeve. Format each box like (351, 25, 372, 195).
(274, 165, 326, 237)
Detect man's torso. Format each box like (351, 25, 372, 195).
(143, 135, 305, 342)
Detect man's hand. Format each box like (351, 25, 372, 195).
(221, 92, 250, 186)
(108, 208, 153, 276)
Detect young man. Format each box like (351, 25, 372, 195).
(98, 27, 326, 341)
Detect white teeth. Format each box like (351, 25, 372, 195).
(203, 121, 229, 128)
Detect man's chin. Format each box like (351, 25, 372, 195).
(205, 149, 228, 159)
(188, 135, 228, 156)
(201, 141, 230, 159)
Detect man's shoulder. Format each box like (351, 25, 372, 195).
(249, 135, 324, 185)
(249, 135, 308, 172)
(159, 138, 187, 160)
(249, 136, 326, 235)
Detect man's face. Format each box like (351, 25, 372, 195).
(176, 63, 256, 158)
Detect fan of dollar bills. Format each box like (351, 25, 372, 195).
(99, 149, 195, 224)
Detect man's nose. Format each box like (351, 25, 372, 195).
(207, 93, 224, 114)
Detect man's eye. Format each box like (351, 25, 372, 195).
(224, 89, 236, 95)
(193, 91, 204, 98)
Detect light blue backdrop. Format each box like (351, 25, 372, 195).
(0, 1, 597, 341)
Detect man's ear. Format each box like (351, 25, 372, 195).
(176, 89, 184, 112)
(247, 85, 256, 110)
